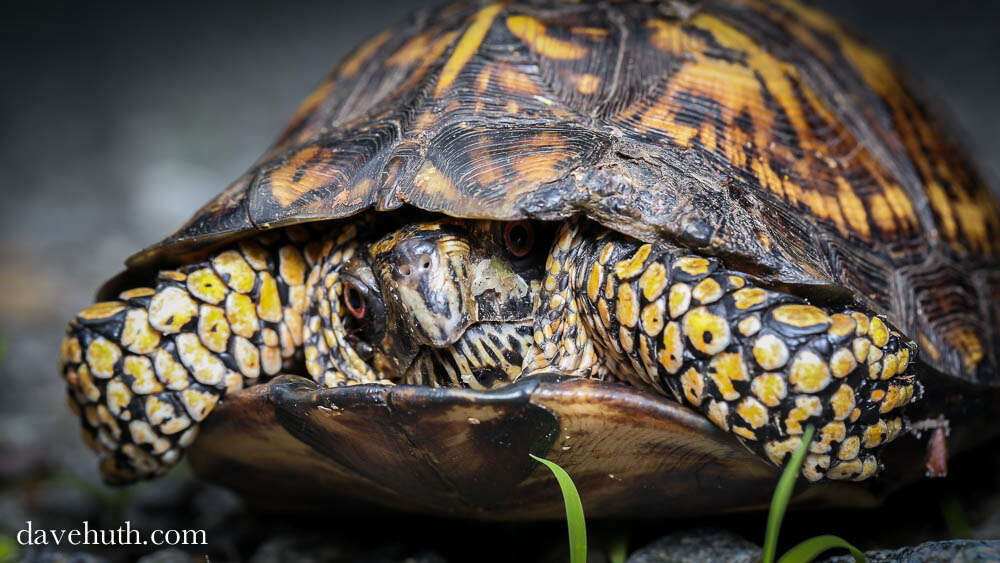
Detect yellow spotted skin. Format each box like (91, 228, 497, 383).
(532, 219, 921, 481)
(59, 224, 367, 483)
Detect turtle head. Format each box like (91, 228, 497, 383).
(340, 220, 545, 380)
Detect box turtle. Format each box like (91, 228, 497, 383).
(60, 0, 1000, 518)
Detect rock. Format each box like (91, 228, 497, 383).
(16, 547, 109, 563)
(248, 533, 447, 563)
(136, 548, 201, 563)
(249, 533, 354, 563)
(826, 539, 1000, 562)
(626, 528, 760, 563)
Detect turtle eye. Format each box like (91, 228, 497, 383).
(343, 283, 366, 319)
(504, 221, 534, 257)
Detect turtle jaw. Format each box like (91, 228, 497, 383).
(402, 320, 537, 389)
(366, 220, 542, 380)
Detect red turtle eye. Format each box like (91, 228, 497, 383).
(344, 283, 366, 319)
(504, 221, 534, 257)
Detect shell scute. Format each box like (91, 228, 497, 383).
(123, 0, 998, 384)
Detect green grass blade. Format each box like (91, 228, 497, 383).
(941, 496, 972, 538)
(607, 530, 628, 563)
(530, 454, 587, 563)
(0, 534, 17, 563)
(762, 424, 815, 563)
(777, 535, 864, 563)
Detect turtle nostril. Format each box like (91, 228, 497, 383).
(419, 254, 431, 270)
(399, 264, 412, 276)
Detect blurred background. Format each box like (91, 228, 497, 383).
(1, 1, 998, 560)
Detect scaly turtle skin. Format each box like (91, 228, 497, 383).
(60, 0, 999, 517)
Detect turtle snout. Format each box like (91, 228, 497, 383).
(393, 239, 438, 280)
(376, 230, 477, 348)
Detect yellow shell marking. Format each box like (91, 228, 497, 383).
(238, 241, 270, 271)
(640, 300, 665, 338)
(659, 321, 684, 375)
(708, 352, 747, 401)
(638, 261, 668, 301)
(863, 421, 888, 449)
(616, 283, 639, 328)
(732, 288, 767, 310)
(213, 250, 255, 294)
(736, 397, 768, 429)
(105, 380, 132, 419)
(197, 305, 231, 354)
(771, 304, 831, 329)
(785, 396, 821, 434)
(278, 245, 306, 286)
(852, 337, 871, 363)
(256, 272, 283, 323)
(788, 350, 832, 393)
(829, 347, 857, 378)
(78, 302, 125, 320)
(186, 268, 227, 305)
(801, 454, 831, 482)
(436, 4, 503, 96)
(153, 349, 189, 391)
(86, 337, 121, 379)
(692, 277, 723, 304)
(752, 333, 788, 370)
(737, 315, 761, 336)
(674, 256, 710, 277)
(175, 333, 225, 386)
(180, 388, 218, 422)
(120, 309, 161, 355)
(750, 372, 786, 407)
(829, 384, 855, 421)
(61, 336, 82, 365)
(898, 347, 911, 373)
(159, 271, 186, 283)
(682, 306, 730, 355)
(261, 345, 282, 376)
(869, 316, 890, 347)
(765, 436, 802, 466)
(575, 73, 600, 94)
(615, 244, 652, 279)
(123, 355, 163, 395)
(881, 353, 898, 380)
(225, 292, 259, 339)
(77, 365, 100, 402)
(706, 400, 729, 431)
(148, 287, 198, 335)
(827, 313, 858, 336)
(586, 262, 603, 301)
(119, 287, 155, 300)
(680, 366, 703, 405)
(506, 15, 589, 60)
(838, 435, 861, 461)
(850, 313, 870, 336)
(667, 283, 691, 318)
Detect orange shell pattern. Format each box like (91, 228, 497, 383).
(133, 0, 999, 385)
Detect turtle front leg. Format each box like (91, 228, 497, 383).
(532, 219, 920, 482)
(59, 224, 369, 484)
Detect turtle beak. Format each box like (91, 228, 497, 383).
(377, 229, 476, 348)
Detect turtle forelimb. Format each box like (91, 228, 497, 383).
(59, 224, 370, 484)
(529, 218, 922, 482)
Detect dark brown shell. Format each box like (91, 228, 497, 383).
(189, 375, 900, 518)
(129, 0, 1000, 385)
